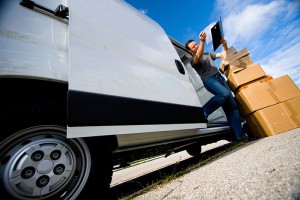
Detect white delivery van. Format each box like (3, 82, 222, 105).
(0, 0, 233, 199)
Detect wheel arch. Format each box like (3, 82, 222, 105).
(0, 77, 68, 141)
(0, 77, 118, 199)
(0, 77, 68, 110)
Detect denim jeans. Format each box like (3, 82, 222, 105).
(203, 75, 245, 140)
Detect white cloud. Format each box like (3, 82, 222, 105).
(258, 36, 300, 88)
(215, 0, 255, 16)
(215, 0, 300, 88)
(260, 42, 300, 75)
(223, 1, 282, 44)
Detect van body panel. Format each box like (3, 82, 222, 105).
(67, 0, 206, 137)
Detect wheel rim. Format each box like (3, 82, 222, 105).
(0, 125, 91, 200)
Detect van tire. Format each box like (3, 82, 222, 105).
(0, 102, 112, 200)
(186, 144, 202, 157)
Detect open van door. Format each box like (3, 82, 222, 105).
(67, 0, 207, 138)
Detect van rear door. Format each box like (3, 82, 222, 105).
(67, 0, 206, 138)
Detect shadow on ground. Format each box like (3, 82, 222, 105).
(109, 141, 253, 199)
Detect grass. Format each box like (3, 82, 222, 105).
(113, 154, 165, 172)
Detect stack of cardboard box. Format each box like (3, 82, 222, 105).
(220, 47, 300, 138)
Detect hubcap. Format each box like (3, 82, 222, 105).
(0, 126, 91, 200)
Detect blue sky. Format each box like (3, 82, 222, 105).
(124, 0, 300, 88)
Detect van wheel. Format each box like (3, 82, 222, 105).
(186, 144, 202, 156)
(0, 102, 113, 199)
(77, 138, 113, 199)
(0, 125, 91, 200)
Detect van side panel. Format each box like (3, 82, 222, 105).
(68, 0, 199, 105)
(67, 0, 206, 137)
(0, 0, 68, 81)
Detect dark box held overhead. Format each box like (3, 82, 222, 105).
(211, 18, 224, 51)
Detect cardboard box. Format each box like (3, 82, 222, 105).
(220, 47, 250, 73)
(219, 60, 229, 73)
(246, 102, 297, 137)
(220, 46, 237, 73)
(234, 75, 273, 95)
(227, 63, 266, 91)
(224, 56, 253, 77)
(236, 82, 277, 117)
(221, 46, 237, 60)
(236, 74, 300, 116)
(226, 48, 250, 62)
(281, 96, 300, 127)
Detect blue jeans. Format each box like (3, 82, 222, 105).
(203, 75, 245, 140)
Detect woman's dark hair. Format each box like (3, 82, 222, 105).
(185, 39, 194, 50)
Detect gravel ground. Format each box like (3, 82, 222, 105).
(131, 128, 300, 200)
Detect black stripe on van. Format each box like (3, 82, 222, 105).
(67, 90, 206, 126)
